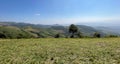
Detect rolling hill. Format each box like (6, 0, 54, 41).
(0, 22, 119, 38)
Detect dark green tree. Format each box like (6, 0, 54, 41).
(0, 32, 6, 38)
(54, 33, 60, 38)
(93, 32, 101, 38)
(69, 24, 78, 38)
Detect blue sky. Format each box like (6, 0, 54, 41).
(0, 0, 120, 25)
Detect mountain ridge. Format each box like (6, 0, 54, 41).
(0, 22, 119, 38)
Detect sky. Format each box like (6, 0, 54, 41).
(0, 0, 120, 25)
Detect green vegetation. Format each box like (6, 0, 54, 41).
(0, 38, 120, 64)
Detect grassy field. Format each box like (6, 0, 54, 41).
(0, 38, 120, 64)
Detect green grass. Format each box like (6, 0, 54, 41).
(0, 38, 120, 64)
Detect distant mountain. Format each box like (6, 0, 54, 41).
(77, 21, 120, 27)
(0, 22, 51, 28)
(94, 26, 120, 35)
(0, 22, 119, 38)
(107, 26, 120, 33)
(77, 21, 120, 35)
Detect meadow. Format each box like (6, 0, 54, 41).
(0, 38, 120, 64)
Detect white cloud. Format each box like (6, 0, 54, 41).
(35, 13, 40, 16)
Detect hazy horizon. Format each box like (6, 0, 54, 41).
(0, 0, 120, 26)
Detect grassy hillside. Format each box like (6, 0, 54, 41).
(0, 26, 33, 38)
(0, 38, 120, 64)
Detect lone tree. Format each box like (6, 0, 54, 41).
(69, 24, 78, 38)
(93, 32, 101, 38)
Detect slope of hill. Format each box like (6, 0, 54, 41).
(0, 26, 34, 38)
(77, 25, 100, 36)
